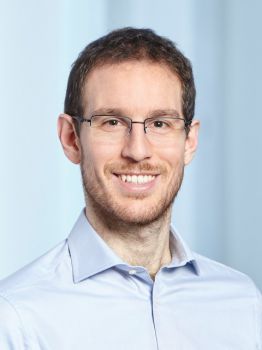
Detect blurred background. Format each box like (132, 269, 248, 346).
(0, 0, 261, 289)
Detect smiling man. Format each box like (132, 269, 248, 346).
(0, 28, 261, 349)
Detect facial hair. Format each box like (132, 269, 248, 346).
(80, 156, 184, 228)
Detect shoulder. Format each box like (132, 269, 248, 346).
(194, 253, 262, 347)
(0, 240, 71, 348)
(194, 252, 261, 298)
(0, 294, 27, 347)
(0, 239, 69, 301)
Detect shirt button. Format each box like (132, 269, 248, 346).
(128, 269, 137, 275)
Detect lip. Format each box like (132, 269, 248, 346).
(113, 172, 160, 176)
(112, 173, 159, 193)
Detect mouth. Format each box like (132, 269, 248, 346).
(117, 174, 156, 184)
(112, 172, 160, 193)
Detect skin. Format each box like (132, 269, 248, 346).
(58, 61, 199, 279)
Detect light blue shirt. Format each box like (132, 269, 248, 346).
(0, 210, 261, 349)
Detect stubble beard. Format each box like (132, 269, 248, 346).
(80, 160, 184, 228)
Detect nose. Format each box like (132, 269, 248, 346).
(121, 122, 153, 162)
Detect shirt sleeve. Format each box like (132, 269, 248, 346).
(0, 294, 26, 349)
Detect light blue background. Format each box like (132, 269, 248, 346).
(0, 0, 261, 289)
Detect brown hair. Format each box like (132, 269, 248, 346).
(64, 27, 196, 134)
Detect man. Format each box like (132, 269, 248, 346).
(0, 27, 261, 349)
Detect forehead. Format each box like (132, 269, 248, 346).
(82, 61, 182, 116)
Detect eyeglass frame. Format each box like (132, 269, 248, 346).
(71, 114, 192, 135)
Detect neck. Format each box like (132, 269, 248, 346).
(85, 202, 172, 279)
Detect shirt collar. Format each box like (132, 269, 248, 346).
(169, 225, 200, 275)
(68, 210, 123, 283)
(68, 210, 200, 283)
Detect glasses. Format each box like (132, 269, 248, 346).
(72, 114, 191, 143)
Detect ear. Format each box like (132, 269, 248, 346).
(184, 120, 200, 165)
(57, 114, 81, 164)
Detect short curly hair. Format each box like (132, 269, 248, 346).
(64, 27, 196, 134)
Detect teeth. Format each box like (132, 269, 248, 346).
(119, 174, 155, 184)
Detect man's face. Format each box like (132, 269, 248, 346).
(78, 61, 194, 225)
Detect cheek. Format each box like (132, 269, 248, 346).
(158, 143, 185, 168)
(81, 138, 121, 174)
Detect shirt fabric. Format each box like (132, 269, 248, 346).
(0, 210, 261, 350)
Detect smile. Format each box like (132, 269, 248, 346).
(118, 174, 156, 184)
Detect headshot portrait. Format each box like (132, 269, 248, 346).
(0, 1, 261, 349)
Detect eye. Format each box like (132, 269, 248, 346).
(148, 118, 171, 129)
(103, 117, 128, 128)
(152, 120, 169, 128)
(104, 118, 120, 126)
(145, 117, 182, 135)
(93, 115, 129, 132)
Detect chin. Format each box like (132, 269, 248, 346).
(114, 210, 170, 226)
(89, 193, 173, 226)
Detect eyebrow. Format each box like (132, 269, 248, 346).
(91, 108, 180, 118)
